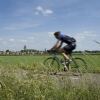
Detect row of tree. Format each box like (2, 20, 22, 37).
(0, 49, 100, 56)
(0, 45, 99, 56)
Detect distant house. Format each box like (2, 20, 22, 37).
(0, 51, 4, 55)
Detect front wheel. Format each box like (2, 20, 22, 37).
(43, 57, 60, 73)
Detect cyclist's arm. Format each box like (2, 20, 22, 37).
(50, 40, 63, 50)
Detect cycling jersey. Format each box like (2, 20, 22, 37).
(57, 34, 76, 45)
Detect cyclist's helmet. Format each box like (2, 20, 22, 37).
(54, 31, 62, 39)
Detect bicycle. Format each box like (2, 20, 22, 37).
(43, 50, 87, 75)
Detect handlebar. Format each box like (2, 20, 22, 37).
(47, 50, 58, 54)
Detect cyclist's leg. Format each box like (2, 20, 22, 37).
(57, 47, 71, 71)
(62, 45, 72, 60)
(62, 43, 76, 60)
(56, 45, 72, 62)
(57, 44, 76, 71)
(62, 52, 70, 61)
(63, 45, 75, 70)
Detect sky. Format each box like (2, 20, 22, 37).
(0, 0, 100, 51)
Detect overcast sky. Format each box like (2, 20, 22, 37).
(0, 0, 100, 51)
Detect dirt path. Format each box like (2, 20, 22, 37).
(48, 72, 100, 86)
(13, 70, 100, 86)
(0, 67, 100, 86)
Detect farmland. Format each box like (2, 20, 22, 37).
(0, 54, 100, 100)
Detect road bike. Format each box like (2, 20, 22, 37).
(43, 50, 87, 75)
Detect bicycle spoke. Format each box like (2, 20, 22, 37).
(70, 57, 87, 75)
(43, 57, 60, 73)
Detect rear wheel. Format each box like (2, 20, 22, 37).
(70, 57, 87, 75)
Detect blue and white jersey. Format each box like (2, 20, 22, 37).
(57, 33, 76, 45)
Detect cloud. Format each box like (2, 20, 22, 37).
(19, 39, 27, 43)
(9, 38, 15, 42)
(35, 6, 53, 16)
(73, 31, 100, 50)
(36, 6, 43, 11)
(74, 31, 97, 43)
(3, 22, 39, 31)
(28, 37, 34, 40)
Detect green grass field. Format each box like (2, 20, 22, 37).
(0, 54, 100, 100)
(0, 54, 100, 72)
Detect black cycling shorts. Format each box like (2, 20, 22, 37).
(63, 43, 76, 54)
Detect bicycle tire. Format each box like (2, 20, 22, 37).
(70, 57, 87, 74)
(43, 57, 60, 72)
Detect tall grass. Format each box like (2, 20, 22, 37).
(0, 55, 99, 100)
(0, 63, 99, 100)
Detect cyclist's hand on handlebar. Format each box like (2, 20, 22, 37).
(47, 50, 51, 53)
(47, 49, 57, 53)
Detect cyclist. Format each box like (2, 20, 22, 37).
(49, 31, 76, 71)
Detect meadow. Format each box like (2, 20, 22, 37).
(0, 54, 100, 72)
(0, 54, 100, 100)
